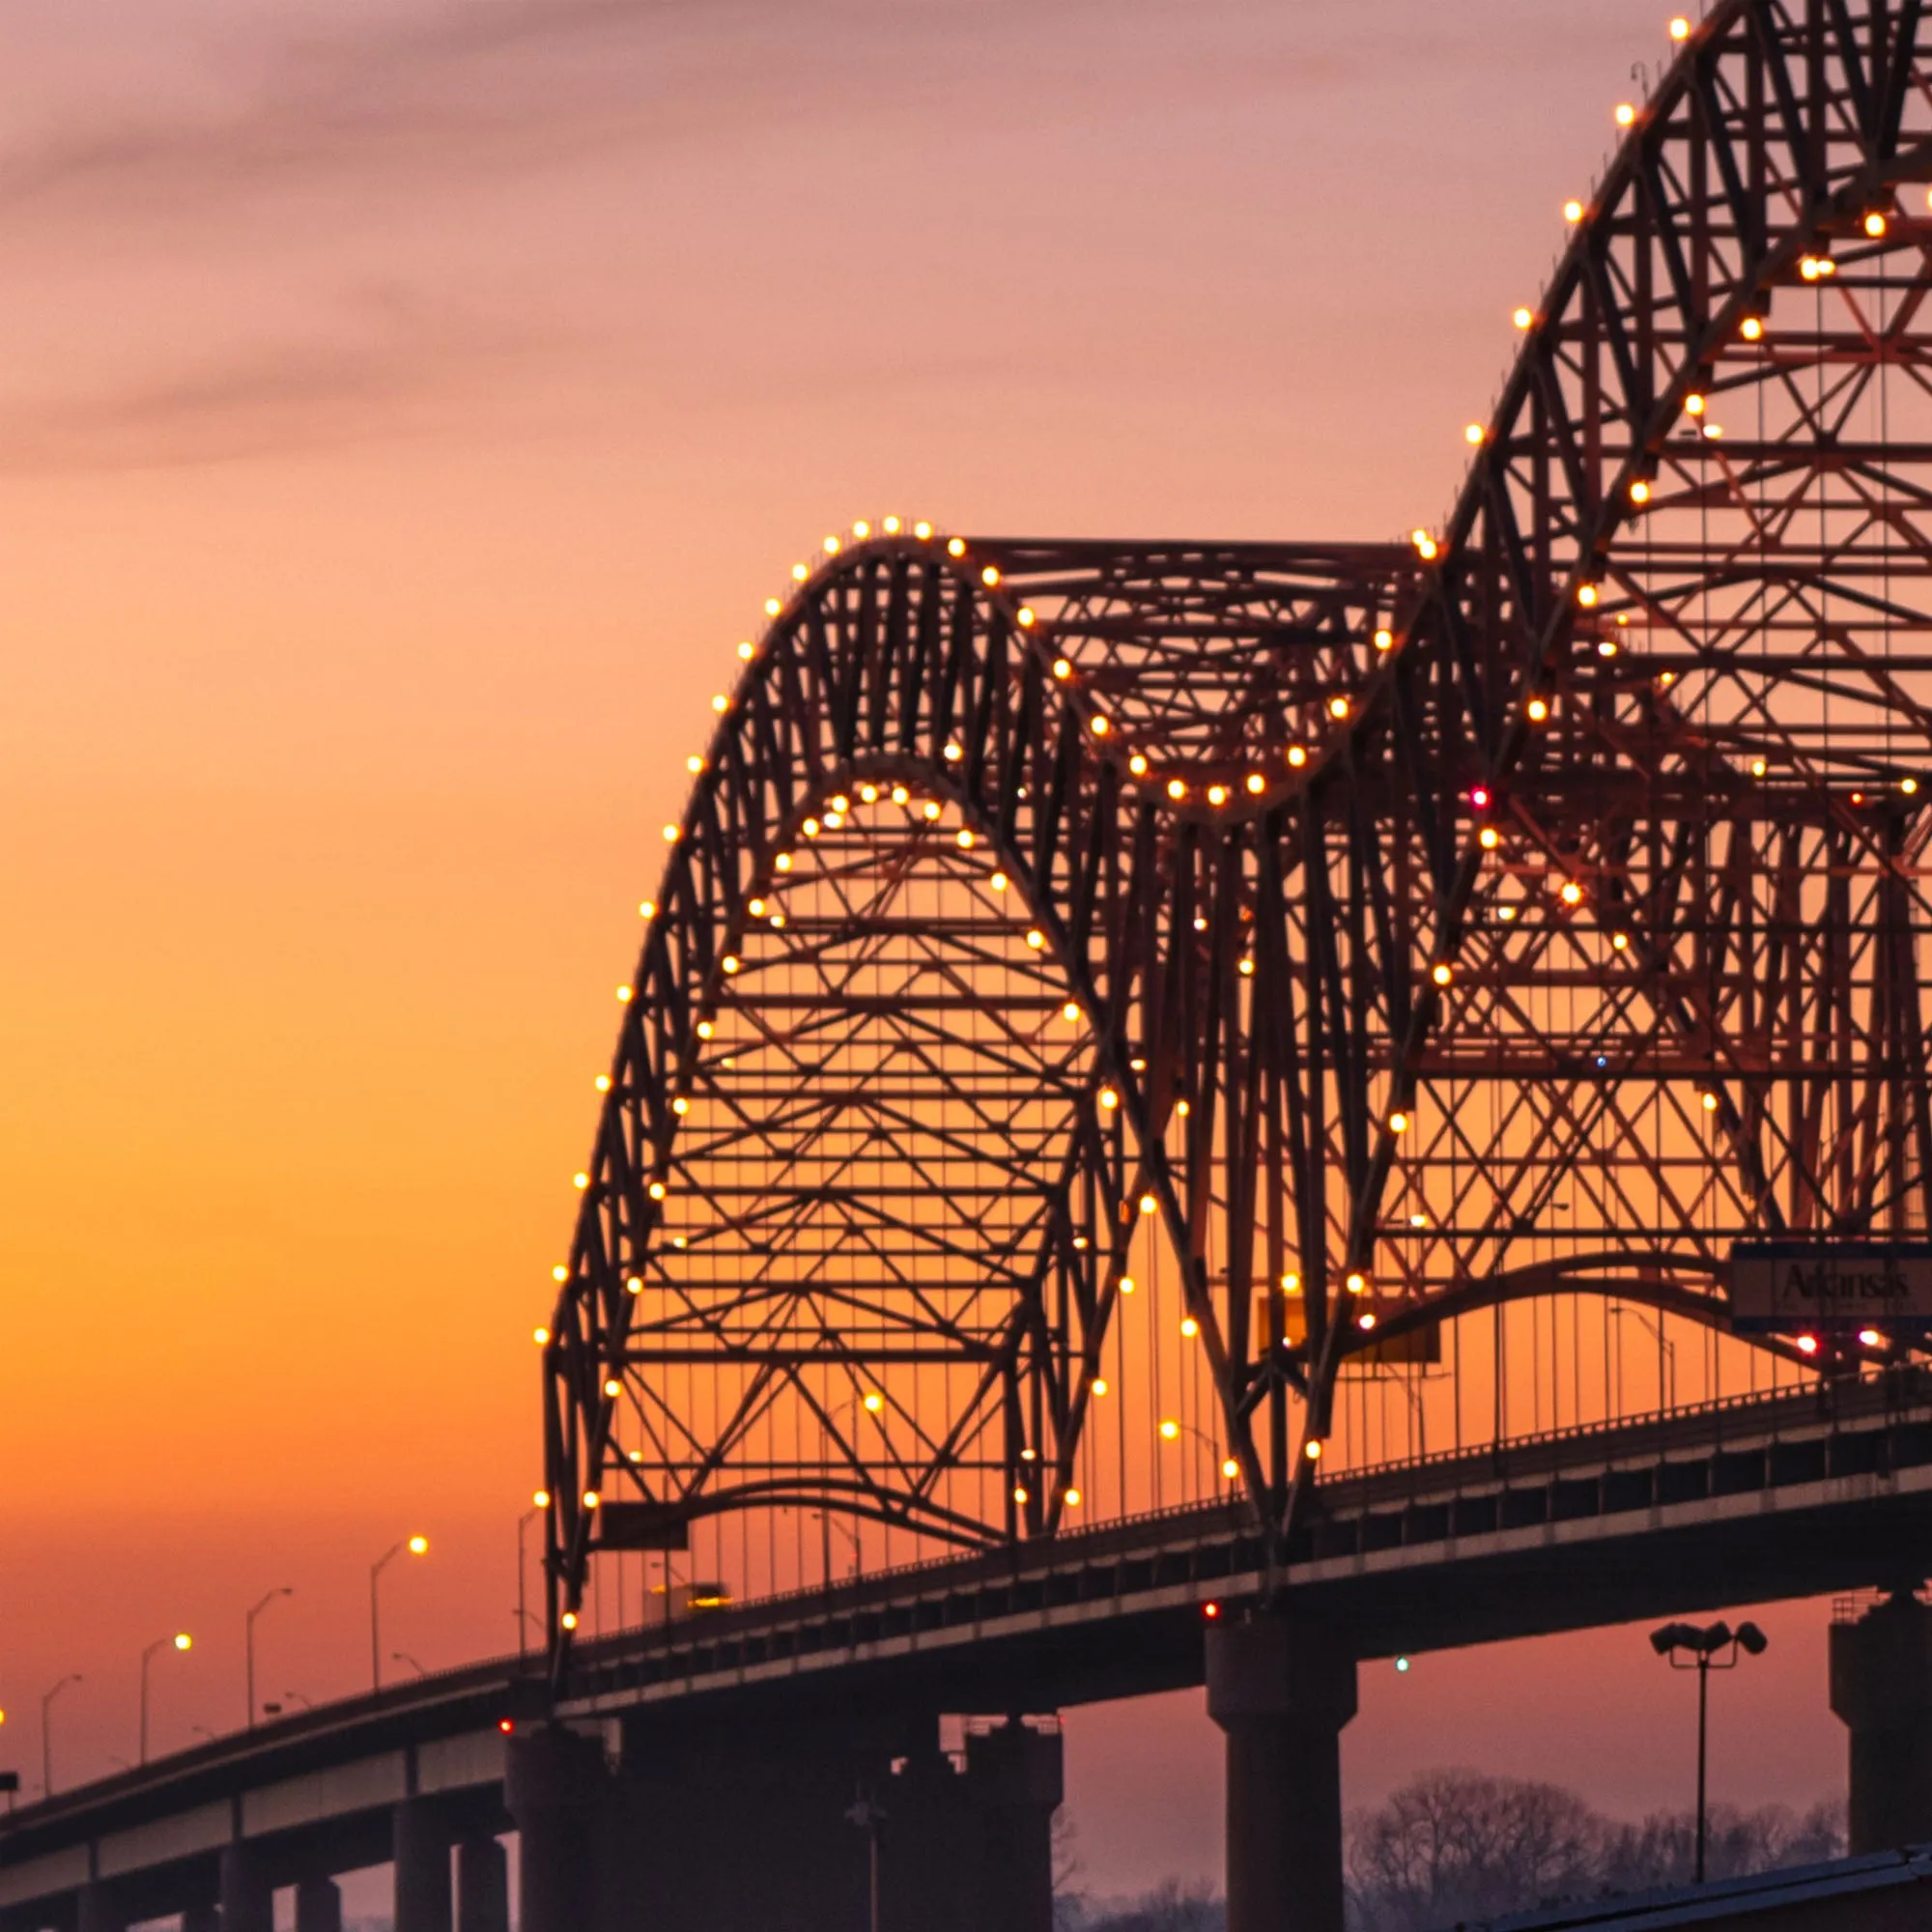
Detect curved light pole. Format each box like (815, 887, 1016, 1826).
(139, 1634, 192, 1764)
(41, 1674, 80, 1796)
(518, 1497, 547, 1660)
(370, 1536, 428, 1690)
(245, 1587, 294, 1728)
(390, 1652, 428, 1681)
(1650, 1619, 1769, 1882)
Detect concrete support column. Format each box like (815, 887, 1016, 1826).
(296, 1874, 345, 1932)
(456, 1837, 510, 1932)
(968, 1719, 1064, 1932)
(182, 1906, 221, 1932)
(1831, 1588, 1932, 1853)
(1207, 1613, 1357, 1932)
(219, 1842, 275, 1932)
(394, 1797, 454, 1932)
(504, 1724, 609, 1932)
(73, 1887, 125, 1932)
(879, 1743, 976, 1932)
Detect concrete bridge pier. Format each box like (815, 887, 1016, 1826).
(295, 1874, 345, 1932)
(1208, 1614, 1357, 1932)
(394, 1796, 454, 1932)
(181, 1905, 220, 1932)
(456, 1835, 509, 1932)
(966, 1719, 1064, 1932)
(504, 1724, 611, 1932)
(72, 1885, 124, 1932)
(219, 1841, 275, 1932)
(1831, 1587, 1932, 1852)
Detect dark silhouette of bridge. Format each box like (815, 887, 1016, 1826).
(14, 3, 1932, 1927)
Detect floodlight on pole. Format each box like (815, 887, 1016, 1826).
(1649, 1618, 1768, 1881)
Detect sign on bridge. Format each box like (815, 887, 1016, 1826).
(1730, 1241, 1932, 1332)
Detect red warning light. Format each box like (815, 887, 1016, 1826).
(1203, 1602, 1221, 1620)
(1795, 1334, 1820, 1356)
(1468, 786, 1492, 810)
(498, 1719, 515, 1734)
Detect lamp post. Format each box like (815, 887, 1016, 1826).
(245, 1587, 294, 1728)
(390, 1652, 427, 1681)
(139, 1634, 192, 1765)
(1159, 1417, 1242, 1488)
(370, 1536, 429, 1690)
(41, 1675, 80, 1797)
(518, 1498, 547, 1660)
(1649, 1619, 1768, 1881)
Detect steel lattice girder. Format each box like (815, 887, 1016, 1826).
(542, 0, 1932, 1668)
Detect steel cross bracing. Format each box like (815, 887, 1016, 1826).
(541, 0, 1932, 1676)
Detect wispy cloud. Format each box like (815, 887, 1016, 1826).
(0, 287, 537, 473)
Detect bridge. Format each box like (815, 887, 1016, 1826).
(14, 1, 1932, 1927)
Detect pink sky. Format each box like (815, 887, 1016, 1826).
(0, 0, 1847, 1898)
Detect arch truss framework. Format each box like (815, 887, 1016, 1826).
(542, 0, 1932, 1669)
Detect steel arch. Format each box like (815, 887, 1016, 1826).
(546, 0, 1932, 1668)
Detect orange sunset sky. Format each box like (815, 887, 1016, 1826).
(0, 0, 1844, 1895)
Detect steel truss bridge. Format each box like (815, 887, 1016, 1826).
(542, 0, 1932, 1675)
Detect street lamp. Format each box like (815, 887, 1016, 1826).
(390, 1652, 428, 1681)
(139, 1635, 192, 1764)
(1650, 1618, 1768, 1881)
(41, 1674, 80, 1796)
(370, 1536, 429, 1690)
(1158, 1418, 1243, 1484)
(518, 1497, 548, 1660)
(245, 1587, 294, 1728)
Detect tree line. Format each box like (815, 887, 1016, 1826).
(1056, 1769, 1845, 1932)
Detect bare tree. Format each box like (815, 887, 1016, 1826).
(1349, 1769, 1600, 1931)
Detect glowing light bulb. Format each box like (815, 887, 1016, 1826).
(1701, 1090, 1719, 1112)
(533, 1326, 550, 1345)
(1208, 784, 1228, 806)
(1346, 1271, 1367, 1294)
(671, 1096, 689, 1116)
(1741, 316, 1763, 342)
(1167, 778, 1187, 801)
(1025, 928, 1045, 950)
(409, 1535, 430, 1554)
(1577, 583, 1599, 609)
(1221, 1458, 1239, 1479)
(1119, 1274, 1137, 1294)
(864, 1392, 883, 1412)
(1866, 211, 1888, 239)
(1180, 1316, 1199, 1338)
(956, 827, 975, 849)
(1375, 628, 1393, 650)
(1016, 606, 1037, 628)
(852, 520, 870, 539)
(737, 640, 754, 661)
(947, 537, 966, 557)
(1053, 658, 1072, 679)
(1092, 1377, 1109, 1396)
(1564, 199, 1584, 222)
(1514, 306, 1534, 329)
(923, 799, 943, 818)
(552, 1264, 569, 1282)
(1750, 758, 1767, 778)
(561, 1611, 578, 1630)
(1359, 1312, 1378, 1331)
(1796, 1334, 1819, 1355)
(1480, 827, 1500, 849)
(603, 1378, 620, 1398)
(1091, 715, 1111, 737)
(1615, 101, 1635, 127)
(1669, 15, 1690, 39)
(1684, 392, 1706, 416)
(1904, 778, 1920, 795)
(981, 565, 1001, 586)
(1287, 746, 1307, 767)
(1527, 697, 1549, 722)
(1411, 529, 1439, 559)
(1304, 1438, 1323, 1461)
(990, 871, 1009, 892)
(649, 1180, 666, 1200)
(1560, 881, 1583, 906)
(595, 1073, 611, 1092)
(573, 1171, 590, 1189)
(1465, 422, 1486, 444)
(1630, 478, 1651, 504)
(914, 521, 933, 540)
(1245, 772, 1265, 794)
(1159, 1419, 1179, 1441)
(1389, 1111, 1409, 1133)
(1098, 1087, 1119, 1109)
(1140, 1192, 1158, 1216)
(764, 598, 782, 616)
(1328, 696, 1350, 719)
(1431, 962, 1453, 987)
(616, 983, 634, 1002)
